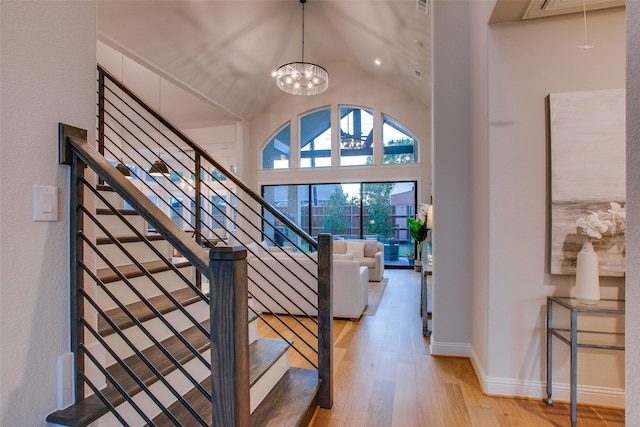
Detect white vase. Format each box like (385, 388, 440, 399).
(575, 236, 600, 304)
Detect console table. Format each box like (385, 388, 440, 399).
(546, 296, 624, 427)
(420, 264, 432, 336)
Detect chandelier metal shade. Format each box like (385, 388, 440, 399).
(149, 159, 170, 177)
(274, 0, 328, 96)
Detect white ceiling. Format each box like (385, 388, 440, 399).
(98, 0, 432, 123)
(98, 0, 625, 126)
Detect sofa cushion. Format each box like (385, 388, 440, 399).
(346, 240, 366, 258)
(333, 240, 347, 254)
(356, 257, 375, 269)
(363, 240, 380, 257)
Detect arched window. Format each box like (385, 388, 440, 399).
(300, 108, 331, 168)
(382, 114, 417, 164)
(339, 106, 373, 166)
(262, 123, 291, 170)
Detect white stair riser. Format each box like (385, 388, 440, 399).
(93, 348, 290, 426)
(248, 319, 257, 345)
(250, 351, 289, 413)
(96, 239, 172, 269)
(96, 266, 195, 311)
(101, 299, 210, 367)
(95, 214, 148, 237)
(102, 305, 258, 371)
(94, 349, 213, 427)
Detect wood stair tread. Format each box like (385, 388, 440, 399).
(97, 259, 191, 284)
(98, 286, 205, 336)
(46, 320, 211, 427)
(150, 338, 292, 426)
(250, 368, 320, 427)
(96, 234, 166, 245)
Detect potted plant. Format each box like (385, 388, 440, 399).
(408, 203, 430, 272)
(405, 247, 415, 267)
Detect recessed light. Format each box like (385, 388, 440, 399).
(374, 59, 381, 66)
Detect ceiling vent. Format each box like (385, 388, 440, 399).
(522, 0, 625, 19)
(413, 70, 423, 80)
(416, 0, 429, 14)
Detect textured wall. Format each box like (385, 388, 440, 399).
(0, 2, 96, 425)
(625, 2, 640, 424)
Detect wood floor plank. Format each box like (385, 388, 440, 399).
(303, 269, 625, 427)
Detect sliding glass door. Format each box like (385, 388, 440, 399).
(262, 181, 417, 267)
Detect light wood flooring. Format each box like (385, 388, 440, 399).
(290, 268, 624, 426)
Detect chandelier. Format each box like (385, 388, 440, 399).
(273, 0, 328, 96)
(340, 136, 366, 150)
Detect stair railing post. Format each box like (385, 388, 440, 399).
(317, 233, 333, 409)
(59, 123, 89, 401)
(209, 246, 250, 427)
(195, 152, 202, 290)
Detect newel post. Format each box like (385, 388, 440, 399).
(209, 246, 250, 427)
(317, 233, 333, 409)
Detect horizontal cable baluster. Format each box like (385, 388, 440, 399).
(80, 289, 210, 423)
(80, 345, 158, 427)
(248, 274, 319, 328)
(80, 181, 209, 304)
(78, 371, 133, 427)
(249, 308, 318, 369)
(79, 245, 211, 372)
(80, 320, 194, 426)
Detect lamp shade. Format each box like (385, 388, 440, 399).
(149, 160, 169, 177)
(116, 161, 132, 179)
(427, 204, 433, 229)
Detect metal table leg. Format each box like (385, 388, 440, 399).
(546, 299, 553, 405)
(570, 310, 578, 427)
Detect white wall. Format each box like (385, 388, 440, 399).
(430, 0, 474, 356)
(625, 1, 640, 424)
(473, 5, 626, 405)
(249, 61, 432, 204)
(0, 2, 96, 425)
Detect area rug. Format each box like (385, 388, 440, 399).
(363, 278, 388, 316)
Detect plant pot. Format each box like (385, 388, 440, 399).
(414, 259, 422, 272)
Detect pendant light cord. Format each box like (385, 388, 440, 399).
(301, 1, 305, 63)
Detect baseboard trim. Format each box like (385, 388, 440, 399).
(469, 347, 625, 408)
(429, 340, 471, 357)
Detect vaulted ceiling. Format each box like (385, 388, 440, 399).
(98, 0, 432, 122)
(97, 0, 625, 125)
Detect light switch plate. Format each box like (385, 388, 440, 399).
(33, 185, 58, 221)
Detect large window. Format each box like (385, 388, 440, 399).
(262, 123, 291, 169)
(262, 181, 417, 266)
(261, 106, 419, 169)
(339, 106, 373, 166)
(382, 114, 417, 164)
(300, 108, 331, 168)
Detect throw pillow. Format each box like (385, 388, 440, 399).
(346, 240, 366, 259)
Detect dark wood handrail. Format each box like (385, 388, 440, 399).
(60, 123, 210, 275)
(97, 64, 317, 250)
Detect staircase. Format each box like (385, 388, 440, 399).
(46, 66, 333, 426)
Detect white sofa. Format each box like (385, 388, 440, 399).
(246, 246, 368, 319)
(333, 239, 384, 282)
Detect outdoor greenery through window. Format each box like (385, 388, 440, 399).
(339, 106, 373, 166)
(261, 106, 418, 170)
(382, 114, 417, 164)
(262, 181, 417, 267)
